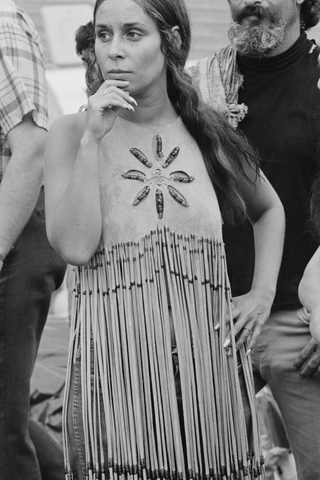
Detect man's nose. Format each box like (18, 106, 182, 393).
(244, 0, 262, 4)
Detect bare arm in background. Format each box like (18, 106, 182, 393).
(0, 113, 46, 261)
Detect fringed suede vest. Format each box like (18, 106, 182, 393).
(62, 116, 264, 480)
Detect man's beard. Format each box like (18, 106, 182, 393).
(228, 5, 286, 57)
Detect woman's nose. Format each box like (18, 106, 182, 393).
(108, 36, 124, 59)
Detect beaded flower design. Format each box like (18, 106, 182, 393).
(121, 134, 195, 219)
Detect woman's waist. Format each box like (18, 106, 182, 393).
(101, 210, 223, 248)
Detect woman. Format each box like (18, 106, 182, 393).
(44, 0, 285, 478)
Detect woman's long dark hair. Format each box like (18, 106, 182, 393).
(90, 0, 260, 224)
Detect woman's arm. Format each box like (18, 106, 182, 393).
(44, 79, 137, 266)
(44, 113, 103, 265)
(225, 168, 285, 352)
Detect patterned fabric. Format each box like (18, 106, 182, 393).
(188, 45, 248, 128)
(0, 0, 48, 178)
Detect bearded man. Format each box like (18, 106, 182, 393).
(190, 0, 320, 478)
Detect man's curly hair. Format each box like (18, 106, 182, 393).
(300, 0, 320, 30)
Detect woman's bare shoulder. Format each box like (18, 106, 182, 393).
(49, 111, 87, 142)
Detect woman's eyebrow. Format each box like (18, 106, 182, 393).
(95, 21, 146, 29)
(95, 23, 108, 29)
(123, 21, 147, 28)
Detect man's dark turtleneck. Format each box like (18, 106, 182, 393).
(223, 33, 320, 309)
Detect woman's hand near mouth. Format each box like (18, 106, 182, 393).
(84, 79, 138, 143)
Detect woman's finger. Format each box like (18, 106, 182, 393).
(99, 79, 130, 90)
(223, 320, 252, 350)
(99, 85, 137, 104)
(235, 325, 254, 352)
(97, 86, 137, 111)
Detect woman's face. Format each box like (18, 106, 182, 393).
(94, 0, 167, 97)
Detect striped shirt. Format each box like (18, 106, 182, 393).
(0, 0, 48, 178)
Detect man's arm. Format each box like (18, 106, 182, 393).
(0, 12, 48, 262)
(293, 247, 320, 378)
(0, 113, 46, 259)
(299, 247, 320, 313)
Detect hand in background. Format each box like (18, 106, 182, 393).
(294, 337, 320, 379)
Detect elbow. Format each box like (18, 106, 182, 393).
(250, 200, 285, 227)
(55, 242, 97, 266)
(274, 201, 285, 229)
(47, 227, 99, 266)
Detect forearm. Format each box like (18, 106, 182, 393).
(48, 137, 102, 265)
(0, 153, 43, 257)
(251, 204, 285, 301)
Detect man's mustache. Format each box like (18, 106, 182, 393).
(236, 5, 272, 23)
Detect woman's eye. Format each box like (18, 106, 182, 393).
(127, 31, 142, 40)
(98, 31, 111, 41)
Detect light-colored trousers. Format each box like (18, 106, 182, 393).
(252, 308, 320, 480)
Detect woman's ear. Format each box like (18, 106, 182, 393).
(171, 26, 181, 49)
